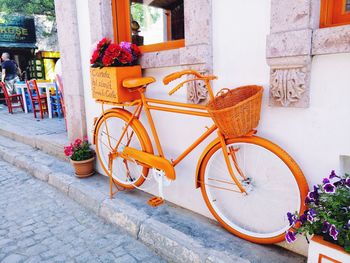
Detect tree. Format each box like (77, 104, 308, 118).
(0, 0, 55, 18)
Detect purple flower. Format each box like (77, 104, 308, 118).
(299, 213, 307, 224)
(329, 225, 339, 240)
(285, 231, 297, 243)
(345, 178, 350, 188)
(306, 209, 317, 223)
(346, 220, 350, 229)
(305, 196, 312, 204)
(120, 42, 132, 52)
(323, 183, 335, 193)
(307, 214, 314, 223)
(329, 170, 337, 179)
(309, 209, 317, 216)
(323, 178, 330, 184)
(287, 212, 297, 226)
(305, 186, 319, 204)
(322, 221, 330, 233)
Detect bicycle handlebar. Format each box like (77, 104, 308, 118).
(163, 70, 200, 85)
(163, 70, 217, 97)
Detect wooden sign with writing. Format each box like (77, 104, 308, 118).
(90, 66, 141, 103)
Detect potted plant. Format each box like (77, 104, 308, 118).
(64, 137, 95, 178)
(285, 171, 350, 262)
(90, 38, 142, 104)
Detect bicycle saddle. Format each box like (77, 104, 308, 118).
(123, 77, 156, 89)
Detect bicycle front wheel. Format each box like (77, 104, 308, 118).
(95, 109, 153, 189)
(199, 136, 308, 244)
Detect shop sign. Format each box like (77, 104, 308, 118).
(0, 15, 36, 43)
(90, 66, 141, 103)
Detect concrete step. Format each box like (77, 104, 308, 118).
(0, 110, 68, 160)
(0, 134, 306, 263)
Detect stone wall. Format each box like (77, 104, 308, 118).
(266, 0, 350, 108)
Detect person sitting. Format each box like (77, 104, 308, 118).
(1, 52, 20, 95)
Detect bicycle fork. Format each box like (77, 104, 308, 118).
(218, 133, 248, 194)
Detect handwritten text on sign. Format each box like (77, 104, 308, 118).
(90, 66, 141, 103)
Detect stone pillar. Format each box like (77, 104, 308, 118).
(88, 0, 114, 44)
(266, 0, 319, 108)
(54, 0, 87, 140)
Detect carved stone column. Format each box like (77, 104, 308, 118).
(266, 0, 319, 108)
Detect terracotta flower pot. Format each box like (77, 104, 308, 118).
(70, 157, 95, 178)
(308, 235, 349, 263)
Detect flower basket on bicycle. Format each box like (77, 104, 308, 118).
(90, 38, 142, 104)
(207, 85, 263, 138)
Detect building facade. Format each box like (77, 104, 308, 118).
(55, 0, 350, 255)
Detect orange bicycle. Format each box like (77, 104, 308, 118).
(92, 69, 309, 244)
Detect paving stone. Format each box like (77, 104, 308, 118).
(1, 253, 27, 263)
(17, 238, 36, 248)
(115, 253, 138, 263)
(97, 252, 117, 263)
(0, 160, 163, 262)
(23, 256, 42, 263)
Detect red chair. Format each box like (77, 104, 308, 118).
(0, 82, 24, 114)
(26, 79, 48, 119)
(55, 74, 67, 129)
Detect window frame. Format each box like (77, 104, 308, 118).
(320, 0, 350, 28)
(112, 0, 185, 53)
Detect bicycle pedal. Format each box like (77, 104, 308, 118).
(147, 196, 164, 207)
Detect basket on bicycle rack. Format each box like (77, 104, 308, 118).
(207, 85, 263, 138)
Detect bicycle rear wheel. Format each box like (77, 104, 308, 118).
(95, 109, 153, 189)
(199, 136, 308, 244)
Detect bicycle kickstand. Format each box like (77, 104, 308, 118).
(148, 168, 165, 207)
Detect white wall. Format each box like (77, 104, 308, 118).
(213, 0, 350, 255)
(76, 0, 350, 256)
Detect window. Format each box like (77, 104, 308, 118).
(112, 0, 185, 52)
(320, 0, 350, 28)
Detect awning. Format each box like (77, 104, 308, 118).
(0, 42, 36, 49)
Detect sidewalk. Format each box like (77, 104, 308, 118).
(0, 107, 67, 159)
(0, 108, 307, 262)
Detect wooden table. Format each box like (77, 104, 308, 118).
(15, 82, 55, 119)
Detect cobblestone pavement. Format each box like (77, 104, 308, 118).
(0, 160, 165, 263)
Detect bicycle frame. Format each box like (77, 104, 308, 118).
(96, 81, 247, 194)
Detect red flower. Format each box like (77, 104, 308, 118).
(102, 53, 114, 66)
(131, 44, 141, 58)
(97, 37, 111, 50)
(102, 44, 122, 66)
(90, 49, 100, 64)
(118, 48, 133, 64)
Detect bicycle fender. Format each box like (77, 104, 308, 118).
(195, 137, 221, 189)
(92, 108, 142, 145)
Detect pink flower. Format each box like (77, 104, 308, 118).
(64, 145, 73, 157)
(74, 139, 82, 147)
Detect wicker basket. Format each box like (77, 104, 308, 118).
(207, 85, 263, 138)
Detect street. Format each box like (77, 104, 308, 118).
(0, 160, 165, 263)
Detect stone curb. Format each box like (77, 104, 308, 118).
(0, 128, 67, 160)
(0, 136, 306, 263)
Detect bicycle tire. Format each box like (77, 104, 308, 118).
(199, 136, 308, 244)
(95, 109, 153, 189)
